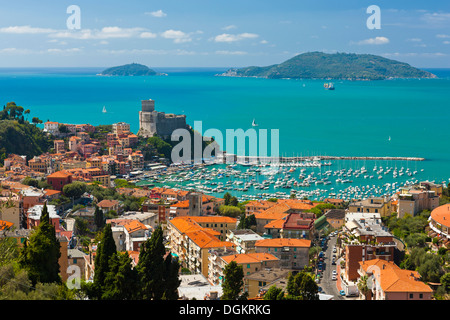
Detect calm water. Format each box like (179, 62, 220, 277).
(1, 67, 449, 186)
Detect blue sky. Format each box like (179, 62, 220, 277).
(0, 0, 449, 68)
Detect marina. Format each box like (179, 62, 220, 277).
(135, 156, 447, 203)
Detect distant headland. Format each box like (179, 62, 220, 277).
(216, 52, 437, 80)
(98, 63, 167, 76)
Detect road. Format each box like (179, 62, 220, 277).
(318, 234, 345, 300)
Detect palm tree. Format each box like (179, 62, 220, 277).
(357, 275, 371, 300)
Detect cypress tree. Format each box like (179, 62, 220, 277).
(136, 226, 166, 300)
(94, 205, 104, 231)
(92, 224, 117, 299)
(102, 251, 139, 300)
(162, 252, 181, 300)
(19, 202, 61, 286)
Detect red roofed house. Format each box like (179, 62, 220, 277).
(47, 170, 73, 192)
(97, 199, 120, 214)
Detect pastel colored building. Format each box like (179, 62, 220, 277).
(357, 259, 433, 300)
(255, 238, 311, 270)
(46, 170, 73, 192)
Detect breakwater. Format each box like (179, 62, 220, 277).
(224, 154, 425, 163)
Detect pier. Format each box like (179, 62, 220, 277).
(222, 154, 426, 164)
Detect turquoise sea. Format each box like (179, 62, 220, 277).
(1, 67, 450, 192)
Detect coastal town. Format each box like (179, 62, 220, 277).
(1, 99, 450, 301)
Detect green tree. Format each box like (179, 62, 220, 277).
(162, 252, 181, 300)
(90, 224, 117, 299)
(94, 205, 105, 231)
(136, 226, 166, 300)
(19, 202, 61, 286)
(63, 181, 87, 199)
(219, 205, 242, 218)
(223, 192, 232, 206)
(357, 275, 371, 300)
(31, 117, 42, 126)
(440, 273, 450, 293)
(221, 261, 246, 300)
(101, 251, 139, 300)
(263, 285, 285, 300)
(286, 270, 319, 300)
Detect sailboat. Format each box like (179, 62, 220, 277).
(102, 106, 107, 113)
(388, 136, 391, 142)
(252, 119, 258, 127)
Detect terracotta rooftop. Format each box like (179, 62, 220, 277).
(221, 252, 279, 264)
(97, 199, 119, 208)
(255, 238, 311, 248)
(359, 259, 433, 293)
(430, 204, 450, 229)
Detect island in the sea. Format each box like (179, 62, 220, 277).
(217, 52, 437, 80)
(98, 63, 167, 76)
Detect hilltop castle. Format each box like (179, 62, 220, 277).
(138, 99, 187, 139)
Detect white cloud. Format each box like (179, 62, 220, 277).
(146, 10, 167, 18)
(213, 32, 259, 43)
(357, 36, 390, 45)
(50, 27, 147, 40)
(260, 40, 268, 44)
(215, 50, 247, 55)
(422, 12, 450, 24)
(436, 34, 450, 38)
(140, 32, 157, 39)
(406, 38, 422, 42)
(161, 29, 197, 43)
(0, 25, 56, 34)
(47, 48, 82, 54)
(222, 25, 237, 31)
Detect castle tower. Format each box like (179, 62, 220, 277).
(138, 99, 187, 139)
(188, 192, 203, 216)
(138, 99, 157, 138)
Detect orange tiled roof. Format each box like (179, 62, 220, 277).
(44, 189, 61, 196)
(222, 252, 279, 264)
(255, 238, 311, 248)
(169, 217, 203, 234)
(97, 199, 119, 208)
(185, 229, 234, 249)
(123, 220, 148, 233)
(264, 218, 286, 230)
(185, 216, 237, 224)
(430, 204, 450, 229)
(172, 200, 190, 208)
(47, 170, 72, 178)
(359, 259, 433, 293)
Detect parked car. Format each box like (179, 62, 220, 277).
(332, 247, 337, 253)
(332, 270, 337, 275)
(340, 290, 346, 296)
(332, 274, 337, 281)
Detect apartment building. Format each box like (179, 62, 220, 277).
(348, 197, 393, 217)
(208, 250, 279, 287)
(255, 238, 311, 270)
(397, 185, 440, 218)
(226, 229, 264, 254)
(343, 212, 397, 282)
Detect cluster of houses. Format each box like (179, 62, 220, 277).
(0, 126, 448, 301)
(0, 121, 145, 188)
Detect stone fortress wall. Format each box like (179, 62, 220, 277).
(138, 99, 187, 139)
